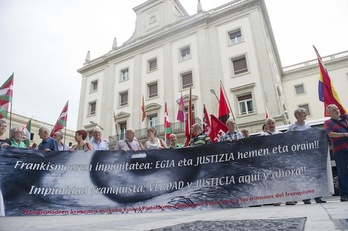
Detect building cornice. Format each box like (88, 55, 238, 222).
(77, 0, 263, 74)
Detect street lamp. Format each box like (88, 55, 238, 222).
(210, 89, 220, 103)
(90, 121, 104, 130)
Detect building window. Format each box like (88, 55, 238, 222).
(119, 122, 127, 139)
(91, 80, 98, 92)
(184, 104, 195, 120)
(295, 84, 305, 95)
(181, 72, 193, 89)
(148, 114, 158, 127)
(121, 68, 129, 81)
(180, 46, 191, 61)
(119, 91, 128, 106)
(89, 101, 97, 116)
(232, 56, 248, 75)
(237, 93, 253, 115)
(148, 58, 157, 72)
(148, 82, 158, 98)
(228, 29, 242, 45)
(298, 104, 311, 116)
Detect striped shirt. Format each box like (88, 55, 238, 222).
(324, 115, 348, 153)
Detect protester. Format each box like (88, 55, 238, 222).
(241, 128, 250, 138)
(114, 128, 142, 151)
(144, 127, 167, 150)
(260, 118, 281, 136)
(9, 127, 27, 148)
(0, 119, 11, 148)
(287, 108, 326, 205)
(38, 126, 58, 152)
(324, 104, 348, 202)
(219, 118, 244, 142)
(169, 133, 183, 148)
(90, 128, 109, 150)
(262, 123, 267, 132)
(260, 118, 282, 206)
(188, 123, 211, 146)
(72, 129, 93, 151)
(53, 131, 69, 151)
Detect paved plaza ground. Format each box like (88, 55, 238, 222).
(0, 196, 347, 231)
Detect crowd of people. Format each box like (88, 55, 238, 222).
(0, 103, 346, 205)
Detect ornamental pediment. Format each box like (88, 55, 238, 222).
(115, 112, 131, 119)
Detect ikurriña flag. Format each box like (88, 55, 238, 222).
(0, 73, 14, 119)
(218, 86, 230, 124)
(164, 102, 171, 139)
(314, 45, 347, 116)
(51, 101, 68, 137)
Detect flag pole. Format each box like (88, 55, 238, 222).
(9, 93, 13, 132)
(8, 73, 14, 131)
(113, 111, 119, 141)
(220, 81, 240, 132)
(63, 126, 67, 150)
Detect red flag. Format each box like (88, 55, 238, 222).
(314, 46, 347, 116)
(0, 73, 14, 119)
(203, 104, 212, 140)
(210, 114, 228, 143)
(141, 95, 146, 122)
(218, 86, 230, 124)
(265, 107, 269, 118)
(177, 94, 185, 122)
(185, 87, 193, 146)
(51, 101, 68, 137)
(164, 102, 171, 139)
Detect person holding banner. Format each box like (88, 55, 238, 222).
(9, 127, 27, 148)
(287, 108, 326, 204)
(324, 104, 348, 202)
(219, 119, 244, 142)
(144, 127, 167, 150)
(260, 118, 283, 206)
(169, 133, 183, 148)
(90, 128, 109, 150)
(260, 118, 281, 136)
(72, 129, 93, 151)
(53, 131, 69, 151)
(188, 123, 211, 146)
(114, 128, 143, 151)
(240, 128, 250, 138)
(0, 119, 11, 148)
(38, 126, 58, 152)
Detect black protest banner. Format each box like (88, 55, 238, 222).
(0, 128, 332, 216)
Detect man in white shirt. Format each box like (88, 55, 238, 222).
(90, 128, 109, 150)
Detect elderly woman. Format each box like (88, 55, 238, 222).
(144, 127, 167, 150)
(72, 129, 93, 151)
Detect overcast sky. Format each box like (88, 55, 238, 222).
(0, 0, 347, 131)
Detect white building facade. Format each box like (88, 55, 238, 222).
(77, 0, 348, 145)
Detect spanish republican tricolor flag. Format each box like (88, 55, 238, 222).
(314, 46, 347, 116)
